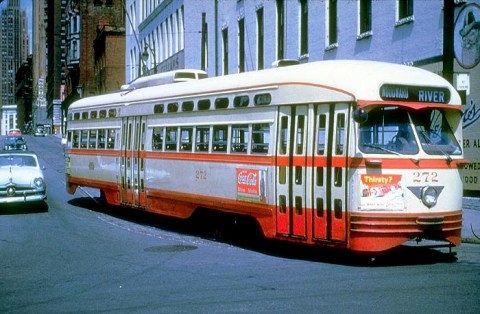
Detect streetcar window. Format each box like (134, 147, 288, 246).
(141, 122, 146, 151)
(165, 127, 178, 151)
(317, 114, 327, 155)
(334, 199, 342, 219)
(254, 93, 271, 106)
(168, 102, 179, 113)
(335, 113, 345, 155)
(234, 95, 249, 107)
(295, 196, 303, 215)
(67, 131, 72, 149)
(80, 130, 88, 148)
(154, 104, 164, 114)
(180, 127, 193, 151)
(296, 115, 305, 155)
(231, 124, 249, 153)
(316, 167, 324, 186)
(98, 129, 106, 148)
(359, 107, 419, 155)
(72, 130, 80, 148)
(67, 113, 73, 121)
(182, 101, 194, 112)
(198, 99, 211, 111)
(316, 197, 324, 217)
(89, 130, 97, 148)
(411, 108, 462, 156)
(152, 127, 164, 151)
(334, 167, 342, 187)
(99, 110, 107, 118)
(215, 97, 229, 109)
(196, 127, 210, 152)
(295, 166, 302, 184)
(279, 116, 288, 155)
(279, 166, 286, 184)
(279, 195, 287, 213)
(74, 113, 80, 120)
(90, 111, 98, 119)
(252, 123, 270, 154)
(107, 129, 116, 149)
(108, 109, 116, 118)
(213, 126, 228, 152)
(82, 112, 88, 120)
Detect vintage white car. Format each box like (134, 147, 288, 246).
(0, 152, 47, 204)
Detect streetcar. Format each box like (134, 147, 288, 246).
(65, 60, 468, 252)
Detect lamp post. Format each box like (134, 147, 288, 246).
(141, 41, 157, 76)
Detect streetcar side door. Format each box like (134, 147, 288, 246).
(312, 104, 348, 242)
(276, 105, 309, 238)
(120, 116, 147, 208)
(275, 104, 348, 242)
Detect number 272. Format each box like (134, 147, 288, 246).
(413, 171, 438, 183)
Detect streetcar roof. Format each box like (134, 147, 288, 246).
(69, 60, 461, 111)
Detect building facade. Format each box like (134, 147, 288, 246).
(126, 0, 447, 82)
(125, 0, 479, 192)
(61, 0, 125, 135)
(0, 0, 28, 134)
(45, 0, 67, 135)
(32, 0, 48, 131)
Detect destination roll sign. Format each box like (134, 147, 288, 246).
(380, 84, 451, 104)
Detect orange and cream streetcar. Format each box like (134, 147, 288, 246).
(65, 61, 467, 252)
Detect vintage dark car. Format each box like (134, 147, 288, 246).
(0, 152, 47, 204)
(3, 136, 28, 151)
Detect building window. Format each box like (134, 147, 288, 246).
(326, 0, 338, 49)
(358, 0, 372, 38)
(396, 0, 414, 26)
(299, 0, 308, 56)
(222, 27, 229, 75)
(276, 0, 285, 60)
(238, 18, 245, 73)
(257, 7, 264, 70)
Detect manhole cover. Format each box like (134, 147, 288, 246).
(144, 244, 197, 253)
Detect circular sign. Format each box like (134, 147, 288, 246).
(454, 3, 480, 69)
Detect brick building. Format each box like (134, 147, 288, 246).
(61, 0, 125, 135)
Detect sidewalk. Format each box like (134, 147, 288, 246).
(462, 197, 480, 244)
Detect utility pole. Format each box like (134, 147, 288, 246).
(443, 0, 455, 84)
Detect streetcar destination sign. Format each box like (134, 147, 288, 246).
(380, 84, 450, 103)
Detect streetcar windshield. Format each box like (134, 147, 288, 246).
(411, 108, 462, 156)
(358, 106, 461, 156)
(359, 107, 418, 155)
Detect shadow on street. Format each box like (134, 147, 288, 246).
(69, 196, 458, 267)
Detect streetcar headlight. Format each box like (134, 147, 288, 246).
(34, 177, 44, 188)
(421, 186, 437, 208)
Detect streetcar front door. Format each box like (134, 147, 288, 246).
(120, 116, 147, 208)
(275, 104, 348, 242)
(311, 104, 348, 242)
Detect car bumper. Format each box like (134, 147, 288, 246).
(0, 192, 46, 204)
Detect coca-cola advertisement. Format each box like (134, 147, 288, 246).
(236, 168, 266, 203)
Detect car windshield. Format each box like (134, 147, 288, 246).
(5, 136, 25, 144)
(359, 106, 461, 156)
(0, 155, 37, 167)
